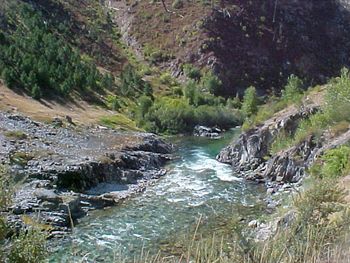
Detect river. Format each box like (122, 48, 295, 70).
(50, 130, 266, 262)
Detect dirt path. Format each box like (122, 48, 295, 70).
(0, 85, 115, 125)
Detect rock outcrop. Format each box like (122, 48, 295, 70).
(0, 112, 172, 236)
(193, 125, 222, 139)
(218, 98, 350, 188)
(217, 103, 319, 183)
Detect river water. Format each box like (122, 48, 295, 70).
(51, 131, 266, 262)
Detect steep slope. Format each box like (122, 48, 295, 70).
(109, 0, 350, 96)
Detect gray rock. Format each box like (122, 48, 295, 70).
(194, 125, 223, 138)
(34, 189, 61, 203)
(0, 112, 173, 237)
(217, 104, 320, 184)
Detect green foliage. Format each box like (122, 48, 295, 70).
(201, 71, 222, 95)
(119, 65, 151, 97)
(270, 68, 350, 153)
(8, 229, 47, 263)
(194, 105, 241, 128)
(106, 95, 122, 111)
(242, 75, 305, 131)
(270, 132, 295, 154)
(137, 95, 153, 118)
(184, 80, 199, 106)
(183, 64, 202, 81)
(227, 94, 241, 109)
(144, 97, 194, 134)
(310, 146, 350, 179)
(143, 45, 173, 65)
(0, 4, 114, 99)
(241, 86, 258, 117)
(139, 96, 240, 134)
(0, 166, 48, 262)
(324, 68, 350, 123)
(281, 74, 304, 103)
(159, 72, 175, 86)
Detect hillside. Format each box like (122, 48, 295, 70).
(2, 0, 350, 262)
(108, 0, 350, 96)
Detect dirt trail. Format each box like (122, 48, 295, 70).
(0, 85, 114, 125)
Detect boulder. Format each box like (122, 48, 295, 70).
(193, 125, 222, 138)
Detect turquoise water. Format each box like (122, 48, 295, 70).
(51, 131, 266, 262)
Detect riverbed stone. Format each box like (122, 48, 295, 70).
(0, 112, 173, 236)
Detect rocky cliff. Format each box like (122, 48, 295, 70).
(217, 97, 350, 189)
(0, 113, 172, 236)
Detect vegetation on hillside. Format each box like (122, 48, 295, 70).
(0, 3, 115, 99)
(0, 167, 48, 262)
(271, 68, 350, 154)
(133, 69, 242, 134)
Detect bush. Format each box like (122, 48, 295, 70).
(120, 65, 151, 97)
(183, 80, 199, 106)
(227, 95, 241, 109)
(183, 64, 202, 81)
(281, 74, 304, 103)
(241, 86, 258, 117)
(8, 229, 47, 263)
(201, 71, 222, 95)
(159, 72, 175, 86)
(324, 68, 350, 123)
(310, 146, 350, 179)
(137, 95, 153, 118)
(140, 97, 240, 134)
(0, 166, 48, 262)
(145, 97, 194, 134)
(194, 105, 240, 128)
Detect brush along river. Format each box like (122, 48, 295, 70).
(50, 130, 267, 262)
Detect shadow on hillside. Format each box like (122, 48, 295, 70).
(203, 0, 350, 96)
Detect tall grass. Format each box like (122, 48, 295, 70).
(119, 176, 350, 263)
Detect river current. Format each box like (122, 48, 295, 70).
(51, 131, 266, 262)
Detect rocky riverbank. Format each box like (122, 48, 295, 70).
(217, 97, 350, 194)
(0, 112, 172, 237)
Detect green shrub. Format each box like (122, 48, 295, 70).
(137, 95, 153, 118)
(159, 72, 175, 86)
(140, 97, 240, 134)
(8, 229, 47, 263)
(145, 97, 194, 134)
(106, 95, 122, 111)
(324, 68, 350, 123)
(183, 64, 202, 81)
(270, 132, 295, 154)
(320, 146, 350, 179)
(227, 95, 241, 109)
(194, 105, 240, 128)
(201, 71, 222, 95)
(281, 74, 304, 103)
(241, 86, 258, 117)
(120, 65, 151, 97)
(184, 80, 199, 106)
